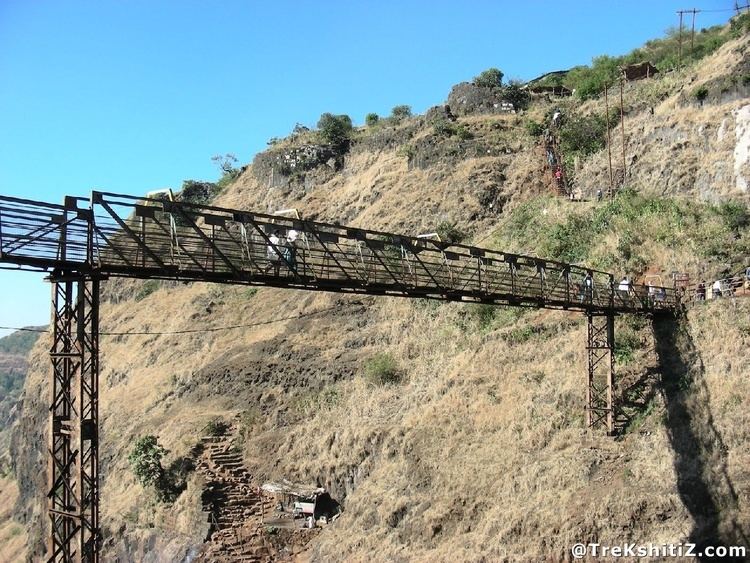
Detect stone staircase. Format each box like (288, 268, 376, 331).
(194, 423, 275, 562)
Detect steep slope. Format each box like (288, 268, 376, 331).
(0, 327, 43, 460)
(5, 26, 750, 563)
(0, 328, 42, 563)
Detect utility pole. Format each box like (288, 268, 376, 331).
(677, 10, 684, 71)
(619, 77, 626, 186)
(604, 83, 614, 197)
(690, 9, 697, 55)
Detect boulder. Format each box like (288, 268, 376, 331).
(446, 82, 515, 116)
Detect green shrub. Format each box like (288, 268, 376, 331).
(455, 125, 473, 140)
(559, 114, 607, 157)
(433, 120, 472, 140)
(566, 55, 620, 100)
(730, 12, 750, 38)
(292, 387, 341, 415)
(436, 221, 465, 244)
(615, 331, 641, 364)
(203, 418, 228, 436)
(365, 113, 379, 127)
(692, 86, 709, 104)
(317, 113, 353, 151)
(364, 353, 401, 385)
(525, 120, 544, 138)
(391, 105, 412, 122)
(129, 435, 167, 489)
(718, 201, 749, 232)
(216, 171, 240, 189)
(473, 67, 504, 88)
(135, 280, 160, 301)
(433, 119, 456, 137)
(502, 81, 530, 110)
(504, 325, 536, 345)
(469, 303, 497, 331)
(396, 144, 416, 160)
(128, 435, 189, 503)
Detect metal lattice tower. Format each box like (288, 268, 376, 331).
(585, 312, 616, 434)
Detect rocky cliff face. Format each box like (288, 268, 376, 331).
(5, 30, 750, 563)
(0, 328, 43, 459)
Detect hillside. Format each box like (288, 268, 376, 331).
(0, 328, 43, 465)
(4, 20, 750, 563)
(0, 328, 43, 563)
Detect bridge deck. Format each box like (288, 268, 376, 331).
(0, 191, 677, 314)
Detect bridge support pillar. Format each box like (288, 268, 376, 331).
(586, 312, 615, 435)
(48, 273, 100, 563)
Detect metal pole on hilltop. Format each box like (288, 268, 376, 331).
(619, 77, 626, 187)
(677, 10, 684, 71)
(604, 83, 614, 197)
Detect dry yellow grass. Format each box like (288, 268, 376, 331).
(0, 476, 27, 562)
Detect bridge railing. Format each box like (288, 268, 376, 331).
(0, 194, 91, 269)
(681, 270, 750, 305)
(85, 191, 676, 312)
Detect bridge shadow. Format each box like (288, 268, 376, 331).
(651, 312, 748, 560)
(617, 366, 661, 433)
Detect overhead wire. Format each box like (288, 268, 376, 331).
(0, 303, 352, 337)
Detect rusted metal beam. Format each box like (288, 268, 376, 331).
(48, 273, 100, 563)
(586, 312, 616, 435)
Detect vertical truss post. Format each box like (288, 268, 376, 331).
(586, 311, 615, 434)
(48, 272, 100, 562)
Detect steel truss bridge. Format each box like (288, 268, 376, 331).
(0, 191, 678, 562)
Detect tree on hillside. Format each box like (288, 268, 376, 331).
(211, 153, 238, 175)
(473, 68, 504, 88)
(559, 114, 607, 157)
(502, 80, 531, 110)
(317, 113, 353, 151)
(211, 153, 241, 188)
(390, 105, 412, 122)
(128, 435, 167, 489)
(365, 112, 379, 127)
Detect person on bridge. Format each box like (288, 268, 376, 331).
(580, 272, 593, 303)
(712, 279, 722, 299)
(618, 276, 631, 300)
(265, 229, 282, 275)
(284, 229, 299, 273)
(696, 281, 706, 301)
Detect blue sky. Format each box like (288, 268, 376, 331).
(0, 0, 735, 335)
